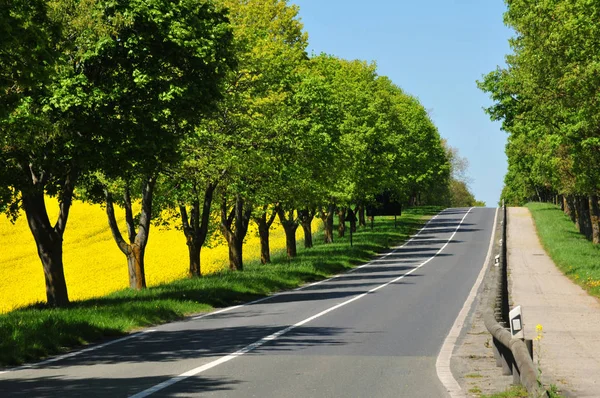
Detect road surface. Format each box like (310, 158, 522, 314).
(0, 207, 496, 397)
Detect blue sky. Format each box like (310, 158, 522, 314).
(291, 0, 513, 206)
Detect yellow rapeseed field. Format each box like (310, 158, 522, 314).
(0, 198, 315, 313)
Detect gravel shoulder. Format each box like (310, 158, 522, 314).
(450, 213, 514, 397)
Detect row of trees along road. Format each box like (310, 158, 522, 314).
(1, 0, 457, 308)
(479, 0, 600, 244)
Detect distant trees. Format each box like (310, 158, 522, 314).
(442, 141, 483, 208)
(1, 0, 457, 307)
(479, 0, 600, 243)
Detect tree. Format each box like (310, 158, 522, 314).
(83, 0, 235, 288)
(442, 141, 483, 207)
(0, 0, 72, 306)
(480, 0, 600, 241)
(207, 0, 308, 269)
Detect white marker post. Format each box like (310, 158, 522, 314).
(509, 305, 524, 339)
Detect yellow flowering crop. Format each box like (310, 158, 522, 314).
(0, 198, 317, 313)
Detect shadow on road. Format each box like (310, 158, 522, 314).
(0, 374, 240, 398)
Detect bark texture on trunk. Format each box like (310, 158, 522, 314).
(574, 195, 582, 233)
(299, 208, 314, 248)
(220, 194, 251, 271)
(277, 206, 298, 259)
(357, 204, 366, 227)
(589, 195, 600, 244)
(320, 204, 335, 244)
(337, 207, 346, 238)
(180, 182, 216, 277)
(21, 165, 75, 307)
(566, 195, 576, 223)
(575, 195, 592, 239)
(253, 206, 277, 264)
(582, 196, 592, 240)
(105, 176, 156, 290)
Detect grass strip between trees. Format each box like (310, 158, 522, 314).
(0, 206, 441, 367)
(526, 202, 600, 299)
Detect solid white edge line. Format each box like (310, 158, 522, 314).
(435, 207, 499, 398)
(129, 209, 473, 398)
(200, 211, 444, 313)
(0, 209, 447, 376)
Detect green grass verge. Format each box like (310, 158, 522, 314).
(526, 202, 600, 299)
(0, 206, 442, 367)
(479, 384, 564, 398)
(479, 385, 528, 398)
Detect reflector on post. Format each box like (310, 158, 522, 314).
(509, 305, 524, 339)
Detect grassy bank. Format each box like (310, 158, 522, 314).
(0, 206, 440, 367)
(526, 202, 600, 299)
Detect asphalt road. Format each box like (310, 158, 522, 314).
(0, 207, 496, 398)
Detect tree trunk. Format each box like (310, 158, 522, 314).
(574, 196, 582, 232)
(357, 204, 366, 227)
(126, 244, 146, 289)
(285, 226, 297, 258)
(105, 176, 155, 290)
(560, 195, 565, 212)
(220, 194, 251, 271)
(254, 207, 276, 264)
(24, 195, 70, 306)
(589, 195, 600, 244)
(227, 234, 243, 271)
(186, 238, 202, 277)
(337, 207, 346, 238)
(299, 208, 314, 249)
(580, 195, 592, 240)
(21, 166, 75, 307)
(573, 195, 593, 239)
(181, 182, 216, 277)
(566, 195, 576, 223)
(257, 219, 271, 264)
(277, 206, 298, 259)
(320, 204, 335, 244)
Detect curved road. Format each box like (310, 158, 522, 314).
(0, 207, 496, 397)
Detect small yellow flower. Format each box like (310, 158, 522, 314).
(534, 324, 544, 341)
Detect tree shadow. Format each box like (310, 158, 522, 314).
(34, 325, 348, 368)
(0, 374, 240, 398)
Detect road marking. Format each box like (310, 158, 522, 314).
(0, 211, 445, 375)
(129, 209, 472, 397)
(194, 212, 444, 314)
(436, 207, 499, 398)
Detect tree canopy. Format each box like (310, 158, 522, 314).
(480, 0, 600, 242)
(1, 0, 460, 306)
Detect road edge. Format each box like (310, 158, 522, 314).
(435, 206, 499, 398)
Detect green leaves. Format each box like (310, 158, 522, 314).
(481, 0, 600, 201)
